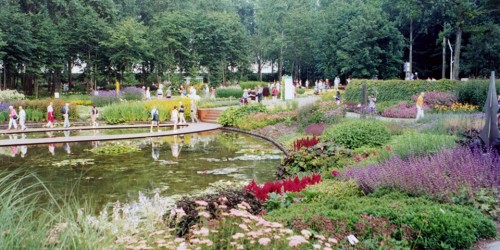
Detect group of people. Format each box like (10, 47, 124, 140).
(7, 102, 72, 130)
(7, 105, 27, 131)
(150, 100, 199, 133)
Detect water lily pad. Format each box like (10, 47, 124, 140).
(52, 158, 95, 167)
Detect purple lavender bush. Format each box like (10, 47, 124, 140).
(91, 90, 121, 107)
(122, 87, 144, 101)
(341, 147, 499, 202)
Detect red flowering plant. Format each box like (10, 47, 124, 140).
(292, 136, 320, 151)
(244, 173, 322, 201)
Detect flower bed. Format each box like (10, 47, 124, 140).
(244, 174, 322, 201)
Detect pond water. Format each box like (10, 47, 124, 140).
(0, 130, 282, 210)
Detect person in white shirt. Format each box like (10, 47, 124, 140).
(19, 106, 27, 130)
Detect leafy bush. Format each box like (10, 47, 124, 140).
(342, 147, 500, 203)
(218, 104, 266, 126)
(25, 109, 44, 122)
(102, 101, 148, 124)
(266, 189, 496, 249)
(277, 143, 351, 178)
(239, 81, 264, 90)
(244, 173, 322, 201)
(297, 101, 345, 129)
(215, 88, 243, 98)
(166, 189, 262, 236)
(300, 180, 362, 202)
(295, 88, 306, 95)
(322, 120, 391, 149)
(235, 111, 297, 130)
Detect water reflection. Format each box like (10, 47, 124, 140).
(0, 131, 283, 210)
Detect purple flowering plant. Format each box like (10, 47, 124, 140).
(341, 147, 499, 202)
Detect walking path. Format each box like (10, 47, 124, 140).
(0, 123, 188, 135)
(0, 123, 222, 147)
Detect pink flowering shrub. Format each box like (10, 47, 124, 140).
(245, 174, 322, 201)
(381, 102, 419, 118)
(410, 91, 457, 107)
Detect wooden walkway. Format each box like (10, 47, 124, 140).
(0, 123, 222, 147)
(0, 123, 188, 135)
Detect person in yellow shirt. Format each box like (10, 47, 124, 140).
(416, 92, 425, 120)
(115, 81, 120, 95)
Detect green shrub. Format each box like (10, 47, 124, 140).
(0, 111, 7, 122)
(215, 88, 243, 98)
(25, 109, 44, 122)
(301, 180, 362, 202)
(218, 104, 267, 126)
(266, 189, 496, 249)
(297, 102, 345, 129)
(239, 81, 264, 90)
(377, 132, 457, 161)
(295, 88, 306, 95)
(102, 101, 148, 124)
(322, 120, 391, 149)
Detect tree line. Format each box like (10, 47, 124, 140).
(0, 0, 498, 96)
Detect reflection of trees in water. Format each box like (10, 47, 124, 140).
(217, 132, 244, 152)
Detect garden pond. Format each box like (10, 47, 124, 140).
(0, 130, 283, 211)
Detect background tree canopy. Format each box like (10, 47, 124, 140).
(0, 0, 498, 95)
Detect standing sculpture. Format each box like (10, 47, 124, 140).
(478, 71, 500, 152)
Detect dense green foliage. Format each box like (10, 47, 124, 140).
(322, 120, 392, 149)
(1, 0, 497, 97)
(266, 185, 496, 249)
(218, 104, 267, 126)
(215, 88, 244, 98)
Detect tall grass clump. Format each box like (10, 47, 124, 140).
(102, 101, 148, 124)
(91, 90, 121, 107)
(376, 132, 457, 160)
(342, 147, 500, 202)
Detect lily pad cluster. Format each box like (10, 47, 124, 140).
(89, 145, 141, 155)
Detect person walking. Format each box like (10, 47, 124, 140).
(335, 91, 341, 105)
(62, 103, 70, 128)
(91, 106, 99, 127)
(368, 95, 377, 114)
(18, 106, 27, 130)
(145, 87, 151, 100)
(190, 99, 199, 123)
(171, 106, 179, 131)
(8, 106, 18, 130)
(156, 84, 163, 99)
(415, 92, 425, 120)
(210, 87, 215, 99)
(272, 86, 278, 102)
(47, 102, 55, 128)
(178, 102, 186, 124)
(150, 107, 160, 133)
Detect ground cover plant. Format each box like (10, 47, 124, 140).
(297, 101, 345, 129)
(218, 103, 267, 126)
(266, 186, 496, 249)
(235, 111, 297, 131)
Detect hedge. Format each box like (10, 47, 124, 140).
(239, 81, 265, 90)
(344, 79, 498, 105)
(215, 88, 243, 98)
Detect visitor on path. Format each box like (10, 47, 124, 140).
(272, 86, 278, 101)
(415, 92, 425, 120)
(368, 95, 377, 114)
(190, 99, 199, 123)
(179, 102, 186, 124)
(413, 72, 419, 80)
(336, 91, 341, 105)
(62, 103, 70, 128)
(257, 86, 263, 103)
(263, 85, 270, 100)
(150, 107, 160, 133)
(91, 106, 99, 127)
(156, 84, 163, 99)
(334, 76, 340, 90)
(210, 87, 215, 99)
(18, 106, 27, 131)
(145, 87, 151, 100)
(8, 106, 18, 130)
(171, 106, 179, 131)
(166, 87, 172, 99)
(47, 102, 55, 128)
